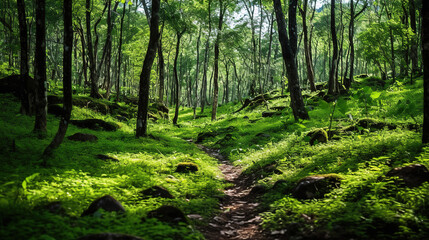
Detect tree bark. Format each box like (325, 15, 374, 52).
(116, 2, 127, 102)
(34, 0, 47, 135)
(423, 0, 429, 143)
(193, 25, 202, 118)
(409, 0, 418, 74)
(158, 24, 165, 104)
(136, 0, 160, 137)
(173, 30, 186, 125)
(17, 0, 34, 115)
(300, 0, 316, 92)
(42, 0, 73, 159)
(328, 0, 339, 95)
(212, 0, 225, 121)
(86, 0, 99, 98)
(273, 0, 309, 120)
(201, 0, 211, 113)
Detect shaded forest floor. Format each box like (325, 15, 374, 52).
(1, 75, 429, 240)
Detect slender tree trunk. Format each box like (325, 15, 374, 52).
(328, 0, 339, 95)
(158, 24, 165, 104)
(347, 0, 355, 89)
(116, 2, 127, 102)
(244, 0, 257, 96)
(17, 0, 34, 115)
(409, 0, 418, 74)
(42, 0, 73, 159)
(173, 30, 185, 125)
(104, 0, 113, 99)
(136, 0, 160, 137)
(212, 0, 225, 121)
(34, 0, 47, 135)
(86, 0, 100, 98)
(422, 0, 429, 143)
(201, 0, 211, 113)
(273, 0, 309, 120)
(300, 0, 316, 92)
(193, 25, 202, 118)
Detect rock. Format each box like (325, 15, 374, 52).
(196, 131, 217, 143)
(0, 75, 22, 96)
(262, 111, 277, 118)
(77, 233, 143, 240)
(243, 116, 249, 119)
(175, 162, 199, 173)
(81, 195, 126, 217)
(256, 133, 271, 138)
(357, 118, 396, 130)
(68, 133, 98, 142)
(70, 119, 119, 131)
(140, 186, 174, 199)
(386, 164, 429, 187)
(47, 104, 64, 117)
(146, 205, 188, 224)
(356, 74, 369, 78)
(292, 174, 341, 200)
(248, 185, 268, 196)
(307, 129, 328, 146)
(96, 154, 119, 162)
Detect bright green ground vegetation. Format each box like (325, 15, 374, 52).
(1, 75, 429, 239)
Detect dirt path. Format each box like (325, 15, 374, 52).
(196, 145, 277, 240)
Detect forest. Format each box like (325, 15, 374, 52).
(0, 0, 429, 239)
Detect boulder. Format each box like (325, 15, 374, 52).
(96, 154, 119, 162)
(175, 162, 199, 173)
(77, 233, 143, 240)
(146, 205, 188, 224)
(140, 186, 174, 199)
(81, 195, 125, 217)
(272, 179, 288, 190)
(196, 131, 217, 143)
(386, 164, 429, 187)
(68, 133, 98, 142)
(248, 185, 268, 196)
(70, 119, 119, 131)
(292, 174, 341, 200)
(307, 129, 328, 146)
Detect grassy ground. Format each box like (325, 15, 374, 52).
(1, 75, 428, 239)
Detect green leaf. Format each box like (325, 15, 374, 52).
(370, 91, 382, 100)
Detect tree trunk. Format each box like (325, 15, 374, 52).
(86, 0, 100, 98)
(34, 0, 47, 135)
(17, 0, 34, 115)
(116, 2, 127, 102)
(347, 0, 355, 89)
(158, 24, 165, 104)
(193, 25, 202, 118)
(300, 0, 316, 92)
(273, 0, 309, 120)
(409, 0, 419, 74)
(42, 0, 73, 159)
(423, 0, 429, 143)
(212, 0, 225, 121)
(328, 0, 339, 95)
(201, 0, 211, 113)
(136, 0, 160, 137)
(173, 30, 185, 125)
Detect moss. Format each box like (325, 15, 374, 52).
(307, 128, 328, 146)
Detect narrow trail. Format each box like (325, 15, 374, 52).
(196, 144, 277, 240)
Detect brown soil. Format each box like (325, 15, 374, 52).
(197, 145, 278, 240)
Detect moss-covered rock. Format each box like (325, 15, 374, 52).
(175, 162, 199, 173)
(81, 195, 125, 217)
(386, 164, 429, 187)
(307, 128, 328, 146)
(146, 205, 188, 225)
(292, 174, 342, 200)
